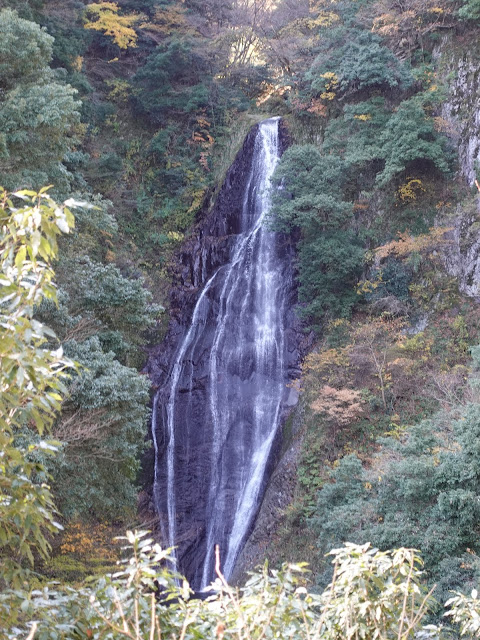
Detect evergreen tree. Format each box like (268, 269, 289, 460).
(0, 9, 81, 192)
(376, 95, 452, 187)
(271, 145, 364, 325)
(51, 336, 150, 520)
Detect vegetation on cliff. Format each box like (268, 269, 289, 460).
(259, 0, 480, 618)
(0, 186, 452, 638)
(2, 0, 480, 635)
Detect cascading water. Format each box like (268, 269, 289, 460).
(152, 117, 295, 590)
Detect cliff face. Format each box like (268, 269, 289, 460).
(141, 125, 259, 535)
(147, 120, 293, 376)
(436, 36, 480, 298)
(146, 124, 260, 385)
(443, 199, 480, 299)
(144, 119, 304, 587)
(439, 39, 480, 187)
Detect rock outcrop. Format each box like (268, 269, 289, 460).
(442, 200, 480, 298)
(435, 36, 480, 297)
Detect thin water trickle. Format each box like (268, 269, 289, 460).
(152, 118, 291, 589)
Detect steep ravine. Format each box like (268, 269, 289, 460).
(145, 119, 303, 589)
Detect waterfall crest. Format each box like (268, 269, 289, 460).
(152, 118, 295, 589)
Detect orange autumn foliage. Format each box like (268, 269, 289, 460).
(374, 227, 452, 260)
(59, 521, 120, 563)
(311, 386, 365, 425)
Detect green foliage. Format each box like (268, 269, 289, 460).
(57, 256, 162, 358)
(337, 31, 413, 93)
(134, 39, 210, 124)
(0, 6, 473, 631)
(458, 0, 480, 20)
(36, 257, 159, 519)
(0, 182, 153, 564)
(322, 93, 452, 193)
(0, 187, 76, 586)
(131, 37, 250, 235)
(51, 336, 150, 520)
(45, 16, 88, 72)
(312, 455, 371, 551)
(272, 145, 352, 236)
(445, 588, 480, 636)
(0, 9, 81, 192)
(319, 544, 434, 639)
(129, 34, 252, 254)
(298, 233, 364, 322)
(0, 82, 81, 189)
(367, 258, 413, 303)
(323, 98, 390, 189)
(85, 151, 123, 187)
(1, 531, 441, 640)
(307, 29, 413, 98)
(0, 8, 53, 90)
(272, 144, 364, 325)
(376, 96, 452, 187)
(290, 16, 452, 214)
(311, 351, 480, 605)
(60, 193, 117, 258)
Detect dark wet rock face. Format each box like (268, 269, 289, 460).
(145, 118, 301, 591)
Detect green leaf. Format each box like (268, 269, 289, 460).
(15, 245, 26, 271)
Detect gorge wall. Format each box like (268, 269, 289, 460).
(437, 35, 480, 298)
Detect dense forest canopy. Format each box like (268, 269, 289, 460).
(3, 0, 480, 636)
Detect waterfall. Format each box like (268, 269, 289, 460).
(152, 117, 293, 589)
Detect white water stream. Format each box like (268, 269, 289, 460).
(152, 118, 289, 588)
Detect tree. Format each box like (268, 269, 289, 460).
(271, 145, 364, 326)
(0, 187, 76, 585)
(322, 97, 390, 190)
(0, 9, 81, 192)
(51, 336, 150, 520)
(84, 2, 143, 50)
(458, 0, 480, 19)
(55, 256, 162, 362)
(0, 81, 81, 188)
(376, 95, 452, 187)
(0, 7, 53, 90)
(298, 232, 364, 324)
(133, 38, 212, 124)
(272, 145, 352, 237)
(308, 29, 413, 99)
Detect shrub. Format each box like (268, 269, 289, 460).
(307, 29, 413, 99)
(271, 145, 364, 326)
(2, 531, 439, 640)
(0, 187, 76, 585)
(376, 96, 452, 187)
